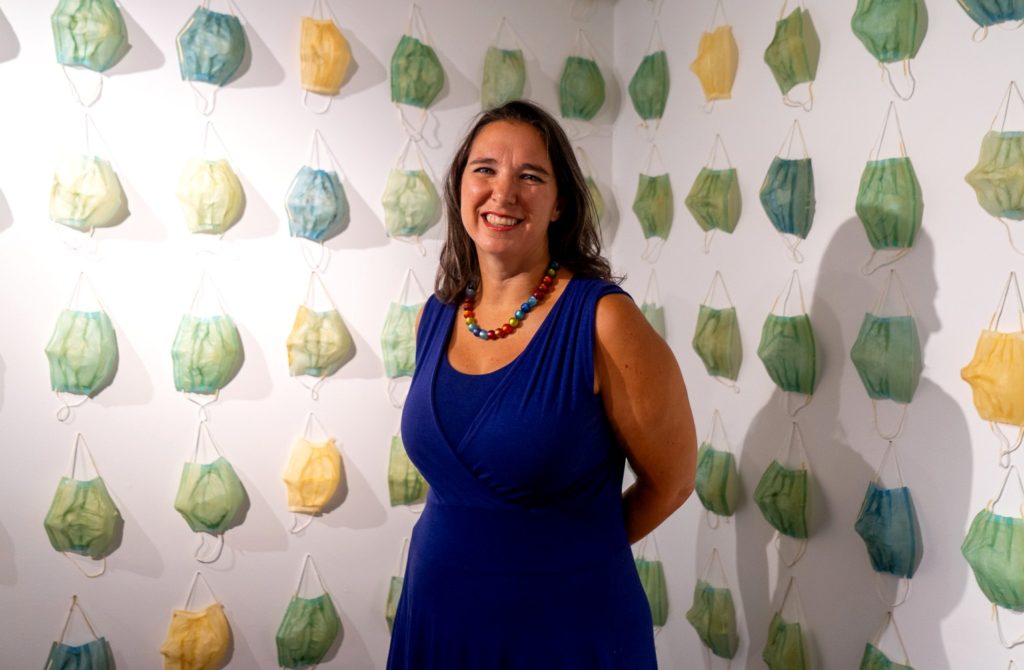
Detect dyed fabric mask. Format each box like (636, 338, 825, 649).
(276, 595, 340, 668)
(389, 433, 428, 507)
(287, 306, 353, 378)
(174, 457, 245, 535)
(45, 309, 118, 397)
(299, 17, 350, 96)
(641, 303, 666, 339)
(850, 315, 922, 404)
(482, 46, 526, 109)
(763, 613, 808, 670)
(172, 314, 243, 395)
(283, 437, 342, 514)
(50, 155, 124, 232)
(634, 557, 668, 627)
(629, 48, 669, 123)
(855, 481, 922, 578)
(690, 25, 738, 104)
(559, 54, 605, 121)
(755, 460, 808, 539)
(763, 7, 820, 106)
(385, 576, 403, 632)
(851, 0, 928, 64)
(160, 602, 230, 670)
(966, 131, 1024, 221)
(286, 166, 348, 243)
(963, 507, 1024, 610)
(381, 303, 419, 379)
(686, 167, 740, 236)
(390, 34, 444, 108)
(381, 168, 440, 239)
(685, 579, 739, 659)
(44, 475, 122, 560)
(177, 159, 245, 235)
(45, 637, 113, 670)
(51, 0, 127, 73)
(695, 443, 739, 517)
(856, 157, 922, 252)
(692, 306, 742, 381)
(632, 173, 673, 241)
(586, 176, 605, 223)
(860, 643, 914, 670)
(758, 313, 817, 395)
(958, 0, 1024, 31)
(176, 6, 246, 86)
(760, 157, 815, 241)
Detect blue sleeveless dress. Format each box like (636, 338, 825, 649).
(388, 277, 657, 669)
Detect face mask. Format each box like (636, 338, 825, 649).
(967, 130, 1024, 222)
(287, 306, 353, 379)
(286, 166, 348, 242)
(382, 303, 419, 379)
(50, 155, 124, 232)
(959, 0, 1024, 35)
(160, 574, 230, 670)
(856, 156, 922, 251)
(46, 596, 113, 670)
(172, 314, 243, 395)
(634, 556, 668, 627)
(685, 549, 739, 659)
(586, 176, 605, 223)
(629, 25, 668, 124)
(692, 271, 742, 384)
(276, 555, 340, 668)
(177, 158, 245, 235)
(761, 122, 815, 260)
(51, 0, 127, 73)
(174, 424, 245, 539)
(283, 434, 342, 516)
(689, 11, 738, 106)
(176, 5, 246, 87)
(758, 272, 817, 400)
(763, 5, 820, 108)
(299, 15, 351, 97)
(855, 482, 921, 579)
(389, 433, 428, 507)
(963, 464, 1024, 614)
(481, 41, 526, 110)
(639, 302, 666, 339)
(632, 173, 673, 241)
(382, 169, 440, 240)
(390, 33, 444, 109)
(696, 443, 739, 518)
(755, 460, 809, 539)
(851, 0, 927, 99)
(763, 612, 808, 670)
(386, 575, 403, 632)
(860, 643, 914, 670)
(686, 168, 740, 237)
(45, 309, 118, 398)
(559, 29, 605, 121)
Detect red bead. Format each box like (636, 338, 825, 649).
(487, 330, 497, 340)
(541, 276, 553, 286)
(500, 324, 512, 335)
(535, 285, 547, 295)
(532, 291, 543, 300)
(463, 310, 474, 318)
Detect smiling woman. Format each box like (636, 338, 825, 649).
(386, 100, 697, 670)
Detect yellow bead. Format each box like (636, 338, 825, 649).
(509, 317, 519, 327)
(466, 317, 475, 325)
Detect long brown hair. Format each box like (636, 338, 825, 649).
(436, 100, 614, 303)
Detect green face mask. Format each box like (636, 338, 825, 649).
(287, 306, 354, 379)
(850, 314, 922, 404)
(685, 579, 739, 659)
(559, 56, 605, 121)
(381, 302, 419, 379)
(959, 1, 1024, 30)
(382, 169, 440, 239)
(632, 173, 673, 241)
(962, 507, 1024, 610)
(754, 460, 809, 539)
(860, 643, 914, 670)
(45, 309, 118, 397)
(585, 176, 605, 224)
(386, 575, 403, 632)
(629, 50, 669, 122)
(50, 155, 125, 231)
(692, 305, 742, 382)
(44, 476, 122, 560)
(634, 558, 668, 627)
(695, 443, 739, 517)
(640, 303, 665, 339)
(763, 613, 808, 670)
(966, 131, 1024, 221)
(685, 167, 741, 236)
(276, 594, 340, 668)
(763, 8, 820, 97)
(856, 157, 923, 250)
(389, 434, 428, 507)
(51, 0, 127, 72)
(760, 157, 815, 239)
(390, 34, 444, 109)
(481, 46, 526, 109)
(757, 313, 817, 395)
(851, 0, 928, 63)
(171, 314, 244, 395)
(174, 457, 245, 535)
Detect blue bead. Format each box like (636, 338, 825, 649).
(515, 310, 525, 320)
(551, 261, 560, 270)
(465, 287, 476, 297)
(477, 330, 489, 339)
(520, 303, 531, 312)
(527, 296, 538, 307)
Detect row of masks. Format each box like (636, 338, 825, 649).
(685, 549, 739, 660)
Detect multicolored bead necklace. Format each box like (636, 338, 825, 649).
(463, 261, 560, 341)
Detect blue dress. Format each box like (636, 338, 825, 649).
(388, 277, 657, 669)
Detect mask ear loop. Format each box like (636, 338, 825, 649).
(987, 82, 1024, 255)
(290, 413, 329, 533)
(870, 610, 911, 663)
(182, 570, 220, 611)
(639, 143, 667, 263)
(61, 62, 104, 108)
(56, 595, 102, 646)
(867, 270, 914, 440)
(61, 434, 108, 578)
(878, 57, 916, 101)
(771, 120, 810, 263)
(294, 553, 331, 599)
(776, 575, 807, 627)
(772, 422, 810, 566)
(190, 421, 227, 564)
(770, 270, 813, 416)
(699, 134, 733, 254)
(987, 272, 1024, 465)
(642, 269, 662, 322)
(861, 101, 913, 275)
(701, 271, 741, 393)
(869, 440, 913, 607)
(294, 272, 340, 401)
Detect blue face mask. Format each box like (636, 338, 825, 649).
(286, 166, 348, 242)
(51, 0, 127, 73)
(854, 481, 922, 578)
(46, 637, 113, 670)
(176, 6, 247, 86)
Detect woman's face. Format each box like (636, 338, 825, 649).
(460, 120, 560, 264)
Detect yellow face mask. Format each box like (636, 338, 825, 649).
(177, 158, 245, 235)
(160, 574, 231, 670)
(299, 16, 350, 96)
(287, 306, 353, 378)
(282, 437, 341, 515)
(690, 25, 738, 104)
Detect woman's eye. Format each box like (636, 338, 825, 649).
(521, 173, 542, 182)
(474, 166, 495, 175)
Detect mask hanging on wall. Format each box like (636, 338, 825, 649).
(50, 114, 126, 234)
(287, 129, 350, 254)
(386, 537, 410, 633)
(958, 0, 1024, 40)
(575, 145, 606, 225)
(559, 28, 605, 122)
(381, 137, 440, 254)
(860, 611, 914, 670)
(639, 270, 666, 339)
(692, 270, 742, 390)
(850, 270, 923, 440)
(382, 269, 426, 408)
(962, 465, 1024, 647)
(391, 4, 444, 140)
(51, 0, 127, 106)
(283, 413, 343, 533)
(481, 17, 526, 109)
(176, 1, 247, 115)
(758, 271, 817, 414)
(694, 409, 741, 526)
(966, 81, 1024, 254)
(763, 0, 820, 111)
(632, 143, 673, 263)
(44, 433, 123, 577)
(287, 272, 354, 399)
(276, 554, 341, 669)
(685, 547, 739, 660)
(389, 432, 428, 507)
(690, 0, 738, 112)
(760, 119, 815, 262)
(178, 122, 245, 237)
(629, 22, 669, 129)
(160, 571, 231, 669)
(299, 0, 351, 113)
(634, 534, 668, 628)
(763, 577, 809, 670)
(851, 0, 928, 100)
(44, 595, 114, 670)
(856, 102, 923, 274)
(961, 272, 1024, 466)
(686, 133, 741, 254)
(754, 422, 811, 566)
(174, 421, 246, 564)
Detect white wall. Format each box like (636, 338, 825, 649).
(0, 1, 613, 667)
(611, 1, 1024, 669)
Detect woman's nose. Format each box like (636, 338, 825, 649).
(491, 173, 518, 205)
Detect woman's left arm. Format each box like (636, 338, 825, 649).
(594, 293, 698, 544)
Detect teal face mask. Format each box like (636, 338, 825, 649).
(757, 313, 817, 395)
(634, 558, 668, 627)
(286, 166, 348, 242)
(763, 612, 808, 670)
(174, 456, 245, 535)
(754, 460, 809, 539)
(958, 0, 1024, 31)
(390, 34, 444, 108)
(855, 481, 922, 578)
(695, 443, 739, 517)
(851, 0, 928, 64)
(760, 157, 815, 240)
(51, 0, 127, 73)
(46, 596, 113, 670)
(628, 49, 669, 123)
(559, 56, 605, 121)
(171, 314, 244, 395)
(860, 642, 913, 670)
(381, 302, 419, 379)
(632, 173, 673, 241)
(176, 6, 246, 86)
(962, 507, 1024, 610)
(685, 579, 739, 659)
(276, 594, 341, 668)
(381, 168, 440, 239)
(45, 309, 118, 398)
(850, 314, 922, 404)
(50, 155, 125, 232)
(481, 46, 526, 109)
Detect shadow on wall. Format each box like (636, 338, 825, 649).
(109, 4, 164, 75)
(338, 29, 386, 99)
(695, 220, 968, 669)
(228, 12, 285, 89)
(0, 10, 18, 62)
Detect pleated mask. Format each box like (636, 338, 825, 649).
(633, 145, 673, 261)
(692, 271, 742, 387)
(685, 549, 739, 660)
(390, 5, 443, 110)
(299, 3, 351, 100)
(686, 134, 740, 253)
(635, 556, 668, 627)
(276, 555, 340, 669)
(381, 270, 423, 380)
(690, 1, 738, 108)
(283, 414, 342, 532)
(178, 158, 244, 236)
(762, 578, 808, 670)
(694, 411, 740, 520)
(851, 0, 927, 99)
(287, 273, 353, 383)
(389, 433, 428, 507)
(559, 29, 605, 121)
(481, 19, 526, 109)
(382, 140, 440, 245)
(629, 24, 669, 125)
(286, 130, 349, 245)
(958, 0, 1024, 39)
(577, 145, 605, 225)
(763, 2, 820, 110)
(171, 275, 244, 397)
(45, 283, 118, 401)
(160, 573, 230, 670)
(176, 4, 246, 87)
(758, 272, 817, 411)
(386, 538, 410, 633)
(45, 596, 113, 670)
(50, 154, 124, 232)
(51, 0, 127, 73)
(754, 423, 811, 567)
(640, 271, 666, 339)
(760, 120, 815, 261)
(859, 612, 914, 669)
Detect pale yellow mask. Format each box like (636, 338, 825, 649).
(50, 155, 124, 232)
(286, 306, 353, 378)
(690, 25, 738, 103)
(300, 17, 350, 96)
(282, 437, 341, 514)
(159, 602, 230, 670)
(177, 158, 245, 235)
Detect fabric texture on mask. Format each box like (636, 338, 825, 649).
(381, 169, 440, 239)
(629, 50, 669, 122)
(760, 157, 815, 239)
(763, 8, 820, 95)
(860, 642, 914, 670)
(851, 0, 928, 63)
(763, 612, 808, 670)
(634, 558, 668, 627)
(962, 330, 1024, 426)
(757, 313, 817, 395)
(287, 306, 353, 378)
(299, 17, 350, 95)
(381, 302, 419, 379)
(286, 166, 348, 242)
(640, 302, 666, 339)
(695, 443, 739, 517)
(754, 460, 809, 539)
(632, 173, 673, 240)
(850, 314, 922, 403)
(388, 434, 428, 507)
(856, 157, 923, 250)
(385, 575, 403, 632)
(690, 25, 738, 103)
(692, 305, 742, 381)
(283, 437, 342, 514)
(686, 167, 741, 235)
(45, 637, 114, 670)
(174, 457, 245, 535)
(962, 508, 1024, 610)
(160, 602, 231, 670)
(50, 155, 125, 231)
(171, 314, 244, 395)
(45, 309, 118, 397)
(176, 6, 246, 86)
(276, 594, 340, 668)
(390, 34, 444, 108)
(44, 476, 122, 560)
(966, 131, 1024, 221)
(177, 159, 245, 235)
(481, 46, 526, 110)
(958, 0, 1024, 28)
(685, 579, 739, 659)
(51, 0, 127, 72)
(855, 482, 922, 578)
(559, 56, 605, 120)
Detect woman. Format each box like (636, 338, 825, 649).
(388, 100, 696, 669)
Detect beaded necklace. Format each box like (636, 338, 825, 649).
(462, 261, 560, 341)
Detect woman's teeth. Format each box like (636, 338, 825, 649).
(484, 213, 520, 227)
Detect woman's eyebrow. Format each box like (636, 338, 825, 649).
(468, 156, 550, 176)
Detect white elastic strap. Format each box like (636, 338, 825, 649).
(189, 81, 217, 116)
(492, 16, 525, 51)
(295, 553, 330, 596)
(387, 378, 409, 408)
(641, 237, 664, 264)
(703, 229, 716, 255)
(396, 536, 411, 575)
(200, 121, 236, 164)
(186, 393, 218, 422)
(643, 270, 660, 306)
(770, 269, 807, 316)
(774, 532, 807, 567)
(299, 239, 329, 274)
(704, 508, 722, 530)
(397, 268, 428, 305)
(778, 421, 810, 467)
(707, 0, 728, 30)
(302, 89, 333, 115)
(699, 547, 731, 590)
(705, 133, 734, 169)
(570, 0, 596, 21)
(297, 376, 327, 402)
(643, 142, 666, 175)
(303, 412, 330, 442)
(871, 101, 909, 162)
(871, 610, 912, 662)
(290, 513, 315, 534)
(57, 595, 100, 644)
(783, 391, 812, 417)
(879, 60, 916, 102)
(193, 420, 224, 462)
(988, 465, 1024, 514)
(776, 120, 810, 160)
(777, 0, 807, 20)
(82, 115, 119, 169)
(637, 531, 662, 562)
(67, 433, 100, 480)
(860, 248, 911, 276)
(994, 604, 1024, 648)
(645, 21, 665, 56)
(61, 65, 103, 108)
(779, 575, 807, 625)
(783, 81, 814, 112)
(990, 81, 1024, 132)
(706, 408, 728, 447)
(183, 571, 218, 610)
(873, 440, 906, 487)
(55, 393, 90, 422)
(304, 271, 339, 310)
(571, 28, 602, 64)
(701, 100, 716, 114)
(874, 573, 912, 608)
(872, 400, 909, 441)
(187, 270, 229, 316)
(702, 270, 735, 308)
(989, 271, 1024, 332)
(777, 232, 805, 263)
(194, 533, 225, 564)
(992, 423, 1024, 468)
(997, 218, 1024, 257)
(576, 145, 596, 179)
(61, 553, 105, 578)
(307, 128, 348, 180)
(872, 269, 914, 315)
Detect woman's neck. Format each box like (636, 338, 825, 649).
(475, 253, 551, 309)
